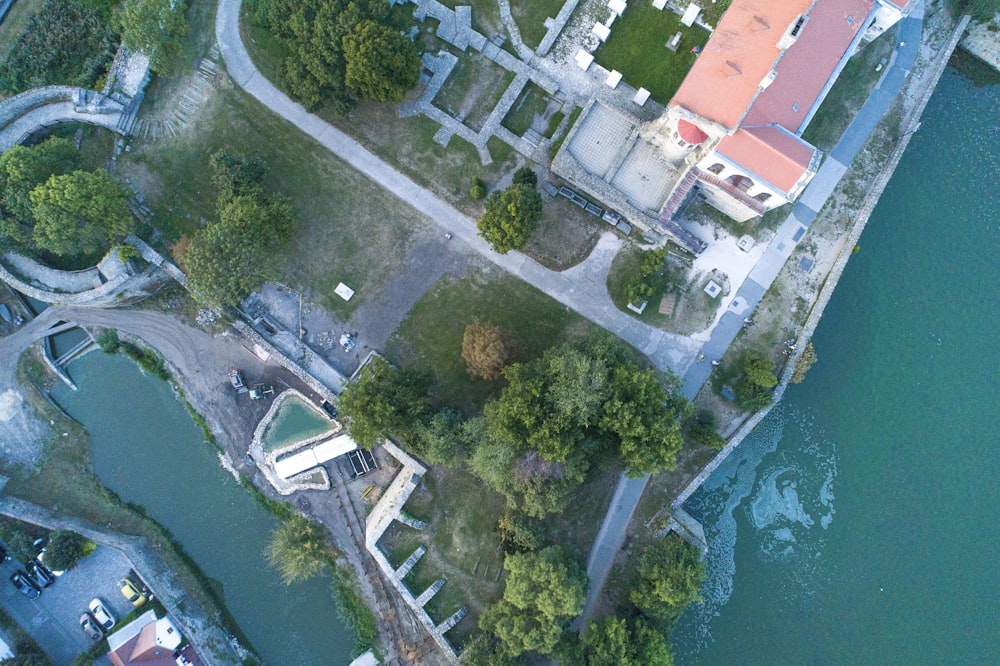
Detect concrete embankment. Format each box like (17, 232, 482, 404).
(960, 18, 1000, 72)
(670, 13, 973, 547)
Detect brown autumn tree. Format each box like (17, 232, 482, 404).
(462, 322, 509, 380)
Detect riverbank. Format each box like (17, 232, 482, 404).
(670, 8, 972, 538)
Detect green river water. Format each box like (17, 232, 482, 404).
(672, 69, 1000, 663)
(52, 352, 354, 665)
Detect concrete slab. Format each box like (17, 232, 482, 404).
(575, 49, 594, 70)
(633, 87, 651, 106)
(608, 0, 626, 15)
(606, 70, 622, 88)
(566, 103, 635, 177)
(592, 22, 611, 41)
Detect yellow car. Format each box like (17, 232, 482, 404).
(118, 577, 147, 607)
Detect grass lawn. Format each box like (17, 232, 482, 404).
(593, 2, 708, 104)
(510, 0, 566, 49)
(0, 0, 45, 67)
(240, 4, 521, 213)
(501, 82, 551, 136)
(523, 194, 603, 271)
(439, 0, 504, 37)
(385, 267, 606, 414)
(606, 244, 685, 327)
(433, 52, 514, 132)
(31, 123, 116, 172)
(122, 84, 424, 318)
(802, 27, 899, 151)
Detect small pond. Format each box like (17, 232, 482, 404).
(263, 396, 334, 452)
(51, 352, 355, 665)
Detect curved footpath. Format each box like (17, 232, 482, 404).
(214, 0, 698, 377)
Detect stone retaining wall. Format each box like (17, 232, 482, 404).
(0, 494, 243, 665)
(0, 258, 131, 306)
(0, 86, 79, 129)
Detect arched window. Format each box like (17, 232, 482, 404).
(726, 174, 754, 192)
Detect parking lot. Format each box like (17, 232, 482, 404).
(1, 545, 137, 664)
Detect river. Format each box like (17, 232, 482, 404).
(52, 352, 355, 665)
(671, 68, 1000, 663)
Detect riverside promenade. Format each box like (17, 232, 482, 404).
(580, 1, 975, 624)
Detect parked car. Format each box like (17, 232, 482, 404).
(9, 571, 40, 599)
(320, 400, 338, 419)
(79, 613, 103, 641)
(88, 598, 116, 631)
(25, 559, 54, 588)
(229, 369, 245, 390)
(118, 577, 147, 607)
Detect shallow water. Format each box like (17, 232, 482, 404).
(672, 69, 1000, 664)
(52, 352, 355, 665)
(264, 397, 333, 451)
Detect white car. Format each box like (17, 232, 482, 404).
(88, 598, 116, 631)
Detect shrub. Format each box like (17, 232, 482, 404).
(470, 177, 487, 200)
(511, 167, 537, 187)
(97, 328, 121, 353)
(45, 530, 88, 570)
(461, 321, 509, 380)
(265, 515, 332, 585)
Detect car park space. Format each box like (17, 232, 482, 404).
(0, 545, 138, 663)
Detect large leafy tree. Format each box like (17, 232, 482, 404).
(0, 137, 81, 245)
(29, 170, 134, 257)
(184, 193, 295, 305)
(481, 546, 587, 657)
(599, 364, 685, 476)
(477, 184, 542, 254)
(734, 350, 778, 411)
(45, 530, 88, 571)
(630, 535, 705, 623)
(343, 20, 420, 103)
(582, 616, 673, 666)
(337, 355, 430, 448)
(120, 0, 190, 72)
(265, 515, 331, 585)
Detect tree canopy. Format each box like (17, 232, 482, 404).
(582, 616, 673, 666)
(45, 530, 88, 571)
(734, 350, 778, 411)
(29, 170, 134, 257)
(184, 193, 295, 305)
(481, 546, 587, 657)
(477, 183, 542, 254)
(461, 321, 510, 380)
(0, 137, 81, 246)
(630, 535, 705, 623)
(265, 514, 331, 585)
(337, 355, 430, 448)
(343, 20, 420, 103)
(120, 0, 190, 72)
(250, 0, 415, 110)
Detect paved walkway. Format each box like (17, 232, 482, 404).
(215, 0, 697, 375)
(579, 2, 929, 624)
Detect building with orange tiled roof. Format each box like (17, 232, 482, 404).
(106, 609, 203, 666)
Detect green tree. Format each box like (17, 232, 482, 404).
(477, 184, 542, 254)
(497, 509, 543, 553)
(184, 193, 295, 305)
(0, 137, 81, 243)
(582, 616, 673, 666)
(412, 408, 467, 464)
(458, 634, 517, 665)
(599, 365, 685, 476)
(511, 167, 537, 187)
(45, 530, 88, 570)
(343, 20, 420, 103)
(470, 177, 487, 200)
(481, 546, 587, 657)
(337, 355, 430, 448)
(120, 0, 190, 72)
(734, 350, 778, 411)
(462, 321, 510, 381)
(630, 535, 705, 623)
(30, 170, 134, 257)
(209, 150, 267, 201)
(265, 515, 331, 585)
